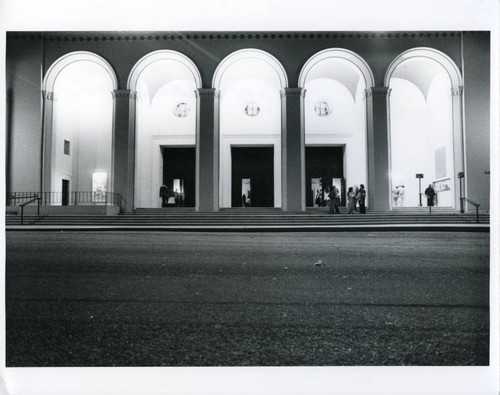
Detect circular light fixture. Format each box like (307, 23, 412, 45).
(173, 102, 191, 118)
(245, 102, 260, 117)
(314, 101, 331, 117)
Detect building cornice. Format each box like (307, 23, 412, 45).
(7, 31, 485, 42)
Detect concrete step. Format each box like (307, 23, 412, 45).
(5, 212, 490, 227)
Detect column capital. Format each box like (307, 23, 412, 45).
(281, 87, 306, 98)
(112, 90, 137, 100)
(366, 87, 391, 97)
(42, 91, 54, 101)
(196, 88, 220, 98)
(451, 86, 464, 96)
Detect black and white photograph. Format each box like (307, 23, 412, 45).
(1, 0, 498, 394)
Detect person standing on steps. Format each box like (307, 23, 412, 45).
(159, 184, 168, 208)
(357, 184, 366, 214)
(328, 185, 340, 214)
(174, 189, 180, 207)
(333, 185, 341, 214)
(425, 184, 436, 212)
(347, 187, 356, 214)
(328, 187, 334, 214)
(398, 185, 405, 207)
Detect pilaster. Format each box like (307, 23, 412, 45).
(112, 89, 137, 212)
(281, 87, 306, 211)
(196, 88, 220, 211)
(41, 91, 55, 193)
(366, 87, 391, 211)
(451, 85, 465, 211)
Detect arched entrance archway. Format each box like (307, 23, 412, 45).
(386, 48, 463, 209)
(128, 50, 202, 208)
(213, 49, 288, 208)
(42, 52, 117, 204)
(299, 49, 374, 208)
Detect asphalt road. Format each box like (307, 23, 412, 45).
(5, 231, 490, 366)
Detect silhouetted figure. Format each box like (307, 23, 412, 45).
(425, 184, 436, 213)
(159, 184, 168, 207)
(425, 184, 436, 207)
(357, 184, 366, 214)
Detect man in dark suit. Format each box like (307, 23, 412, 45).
(159, 184, 168, 207)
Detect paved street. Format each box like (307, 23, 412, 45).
(5, 231, 489, 366)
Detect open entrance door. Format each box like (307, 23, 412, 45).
(162, 147, 195, 207)
(231, 147, 274, 207)
(62, 179, 69, 206)
(306, 146, 344, 207)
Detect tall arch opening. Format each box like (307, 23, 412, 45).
(128, 51, 202, 208)
(213, 49, 288, 208)
(42, 52, 117, 204)
(299, 49, 373, 207)
(386, 48, 463, 209)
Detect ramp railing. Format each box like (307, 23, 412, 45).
(16, 195, 41, 225)
(461, 198, 481, 223)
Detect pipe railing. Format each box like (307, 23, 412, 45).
(8, 191, 123, 206)
(461, 198, 481, 223)
(7, 191, 127, 213)
(18, 195, 41, 225)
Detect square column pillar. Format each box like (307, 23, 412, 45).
(281, 88, 306, 212)
(41, 91, 54, 193)
(196, 88, 220, 212)
(366, 87, 391, 211)
(112, 90, 136, 212)
(451, 86, 466, 211)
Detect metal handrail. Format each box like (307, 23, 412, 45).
(118, 195, 128, 213)
(8, 191, 125, 207)
(19, 195, 41, 225)
(461, 197, 481, 223)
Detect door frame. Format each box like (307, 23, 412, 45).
(230, 144, 275, 208)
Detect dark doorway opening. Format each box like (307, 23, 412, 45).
(162, 147, 196, 207)
(62, 179, 69, 206)
(231, 147, 274, 207)
(305, 146, 344, 207)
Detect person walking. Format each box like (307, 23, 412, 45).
(357, 184, 366, 214)
(159, 184, 168, 207)
(347, 187, 356, 214)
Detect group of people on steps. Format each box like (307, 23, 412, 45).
(325, 184, 366, 215)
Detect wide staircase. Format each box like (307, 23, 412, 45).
(5, 207, 490, 230)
